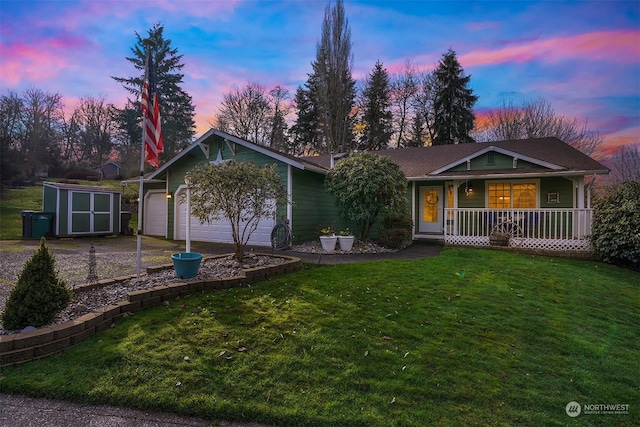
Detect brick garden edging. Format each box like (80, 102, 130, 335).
(0, 254, 301, 368)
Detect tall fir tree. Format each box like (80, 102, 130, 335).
(112, 23, 195, 163)
(309, 0, 356, 153)
(290, 81, 321, 155)
(359, 60, 393, 150)
(432, 49, 478, 145)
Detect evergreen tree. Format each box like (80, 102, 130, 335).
(432, 49, 478, 145)
(359, 60, 393, 150)
(309, 0, 356, 153)
(112, 23, 196, 163)
(406, 113, 427, 147)
(290, 81, 321, 155)
(1, 238, 72, 330)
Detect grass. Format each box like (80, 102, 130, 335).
(0, 248, 638, 426)
(0, 180, 138, 239)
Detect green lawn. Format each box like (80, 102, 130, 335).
(0, 248, 638, 426)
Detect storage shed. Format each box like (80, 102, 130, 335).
(42, 182, 122, 237)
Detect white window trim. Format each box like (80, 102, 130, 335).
(485, 179, 540, 209)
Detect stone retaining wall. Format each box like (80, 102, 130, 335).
(0, 255, 301, 368)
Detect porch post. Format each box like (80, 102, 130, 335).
(411, 181, 416, 238)
(453, 180, 460, 236)
(577, 177, 585, 209)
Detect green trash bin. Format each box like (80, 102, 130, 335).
(31, 212, 55, 238)
(21, 210, 34, 238)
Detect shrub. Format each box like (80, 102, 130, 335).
(1, 238, 72, 330)
(377, 228, 410, 249)
(589, 180, 640, 271)
(382, 211, 413, 233)
(186, 161, 288, 262)
(325, 152, 408, 240)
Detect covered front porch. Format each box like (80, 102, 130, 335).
(410, 175, 597, 252)
(443, 208, 593, 251)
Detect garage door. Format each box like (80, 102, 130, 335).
(144, 191, 167, 237)
(175, 188, 275, 247)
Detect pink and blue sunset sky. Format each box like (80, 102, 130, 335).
(1, 0, 638, 157)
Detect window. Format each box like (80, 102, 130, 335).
(488, 182, 536, 209)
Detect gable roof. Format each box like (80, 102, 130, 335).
(299, 137, 609, 180)
(145, 129, 314, 180)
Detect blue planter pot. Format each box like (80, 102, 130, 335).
(171, 252, 203, 279)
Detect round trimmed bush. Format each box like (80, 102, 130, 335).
(1, 238, 72, 330)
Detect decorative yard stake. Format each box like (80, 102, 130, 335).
(87, 242, 98, 285)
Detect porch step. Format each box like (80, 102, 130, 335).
(413, 234, 445, 243)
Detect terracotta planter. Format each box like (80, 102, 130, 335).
(319, 235, 337, 252)
(338, 235, 355, 251)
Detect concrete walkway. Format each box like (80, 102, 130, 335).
(0, 239, 442, 427)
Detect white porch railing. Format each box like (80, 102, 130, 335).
(444, 208, 594, 251)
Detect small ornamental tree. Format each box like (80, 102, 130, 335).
(185, 161, 288, 261)
(2, 238, 72, 331)
(325, 152, 408, 240)
(590, 180, 640, 271)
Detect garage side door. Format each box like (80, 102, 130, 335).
(175, 189, 275, 246)
(144, 192, 167, 237)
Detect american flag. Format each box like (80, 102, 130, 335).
(141, 52, 163, 168)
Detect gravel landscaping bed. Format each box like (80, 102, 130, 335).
(0, 253, 285, 336)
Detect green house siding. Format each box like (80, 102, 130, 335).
(290, 168, 339, 243)
(160, 140, 294, 241)
(540, 177, 573, 208)
(457, 180, 485, 208)
(450, 152, 539, 172)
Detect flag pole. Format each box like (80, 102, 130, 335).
(136, 40, 155, 281)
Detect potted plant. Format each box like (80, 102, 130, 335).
(171, 252, 203, 279)
(337, 228, 355, 251)
(319, 224, 337, 252)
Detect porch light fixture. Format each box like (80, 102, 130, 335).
(166, 192, 173, 199)
(465, 181, 473, 196)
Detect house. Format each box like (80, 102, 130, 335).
(96, 161, 121, 179)
(302, 138, 609, 251)
(131, 130, 608, 252)
(130, 129, 340, 246)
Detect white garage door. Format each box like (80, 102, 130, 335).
(175, 188, 275, 247)
(144, 192, 167, 237)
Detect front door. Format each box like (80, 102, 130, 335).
(419, 186, 443, 233)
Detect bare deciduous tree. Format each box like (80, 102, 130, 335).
(72, 96, 117, 166)
(479, 98, 603, 156)
(213, 83, 292, 150)
(608, 143, 640, 185)
(390, 60, 417, 148)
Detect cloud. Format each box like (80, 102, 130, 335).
(0, 38, 83, 85)
(460, 30, 640, 67)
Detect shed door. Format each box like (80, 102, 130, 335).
(69, 191, 112, 234)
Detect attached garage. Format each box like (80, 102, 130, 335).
(144, 191, 167, 237)
(174, 187, 275, 247)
